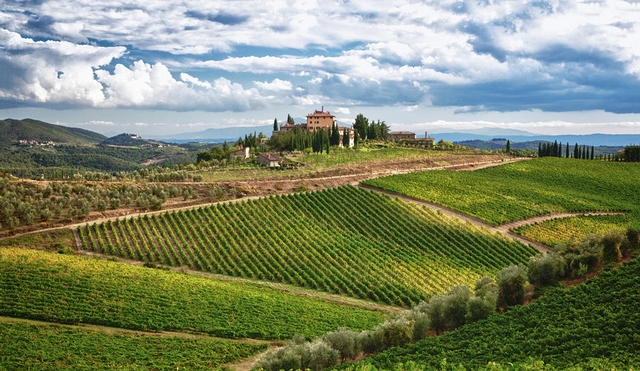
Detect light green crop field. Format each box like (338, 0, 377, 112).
(0, 320, 266, 371)
(363, 158, 640, 228)
(513, 214, 631, 247)
(0, 248, 384, 340)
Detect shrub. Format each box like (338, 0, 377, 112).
(527, 253, 566, 286)
(601, 232, 624, 264)
(324, 327, 359, 362)
(497, 264, 528, 308)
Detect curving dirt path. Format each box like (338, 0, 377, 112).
(358, 185, 626, 254)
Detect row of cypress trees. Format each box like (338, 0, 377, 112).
(538, 141, 595, 159)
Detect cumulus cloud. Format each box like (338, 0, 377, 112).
(253, 78, 293, 91)
(2, 1, 640, 114)
(334, 107, 351, 115)
(0, 30, 271, 111)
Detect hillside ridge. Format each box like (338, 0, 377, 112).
(0, 118, 106, 146)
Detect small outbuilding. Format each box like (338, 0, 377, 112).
(257, 152, 282, 167)
(388, 131, 417, 141)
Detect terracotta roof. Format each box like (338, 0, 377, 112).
(306, 106, 335, 118)
(259, 152, 281, 161)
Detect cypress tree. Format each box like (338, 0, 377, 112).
(558, 142, 562, 157)
(342, 129, 350, 148)
(505, 140, 511, 153)
(566, 142, 570, 158)
(273, 118, 278, 132)
(538, 143, 542, 157)
(574, 143, 579, 159)
(591, 146, 595, 160)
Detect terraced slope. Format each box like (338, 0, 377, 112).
(78, 185, 539, 307)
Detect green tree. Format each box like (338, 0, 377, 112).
(324, 327, 358, 362)
(505, 140, 511, 153)
(273, 118, 278, 132)
(354, 114, 368, 140)
(601, 232, 624, 264)
(497, 264, 528, 308)
(342, 129, 350, 148)
(527, 253, 566, 286)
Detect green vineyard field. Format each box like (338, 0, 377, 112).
(77, 185, 538, 306)
(513, 214, 631, 247)
(363, 158, 640, 227)
(342, 257, 640, 370)
(0, 320, 266, 371)
(0, 248, 383, 340)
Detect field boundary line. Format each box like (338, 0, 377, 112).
(0, 315, 269, 343)
(73, 249, 401, 314)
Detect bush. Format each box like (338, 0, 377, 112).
(601, 232, 624, 264)
(324, 327, 359, 362)
(497, 264, 528, 308)
(375, 318, 413, 350)
(307, 340, 340, 371)
(527, 253, 566, 286)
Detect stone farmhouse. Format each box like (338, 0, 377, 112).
(229, 146, 250, 160)
(388, 131, 417, 141)
(257, 152, 282, 167)
(389, 131, 435, 147)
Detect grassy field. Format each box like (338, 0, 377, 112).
(340, 257, 640, 370)
(0, 320, 266, 371)
(197, 148, 497, 182)
(0, 248, 385, 340)
(363, 158, 640, 228)
(78, 186, 538, 306)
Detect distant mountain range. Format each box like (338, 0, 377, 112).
(150, 125, 274, 143)
(430, 129, 640, 147)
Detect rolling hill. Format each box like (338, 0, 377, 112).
(0, 118, 106, 146)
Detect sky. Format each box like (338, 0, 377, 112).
(1, 0, 640, 138)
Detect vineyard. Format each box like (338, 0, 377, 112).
(0, 320, 265, 371)
(0, 248, 384, 340)
(77, 185, 538, 307)
(363, 158, 640, 227)
(513, 214, 631, 247)
(343, 257, 640, 370)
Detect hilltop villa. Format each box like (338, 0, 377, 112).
(275, 106, 355, 148)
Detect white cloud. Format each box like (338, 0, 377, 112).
(2, 0, 640, 117)
(403, 105, 418, 112)
(253, 78, 293, 91)
(0, 30, 271, 111)
(0, 29, 124, 105)
(334, 107, 351, 115)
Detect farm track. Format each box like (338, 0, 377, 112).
(0, 315, 269, 343)
(0, 315, 273, 371)
(359, 185, 626, 253)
